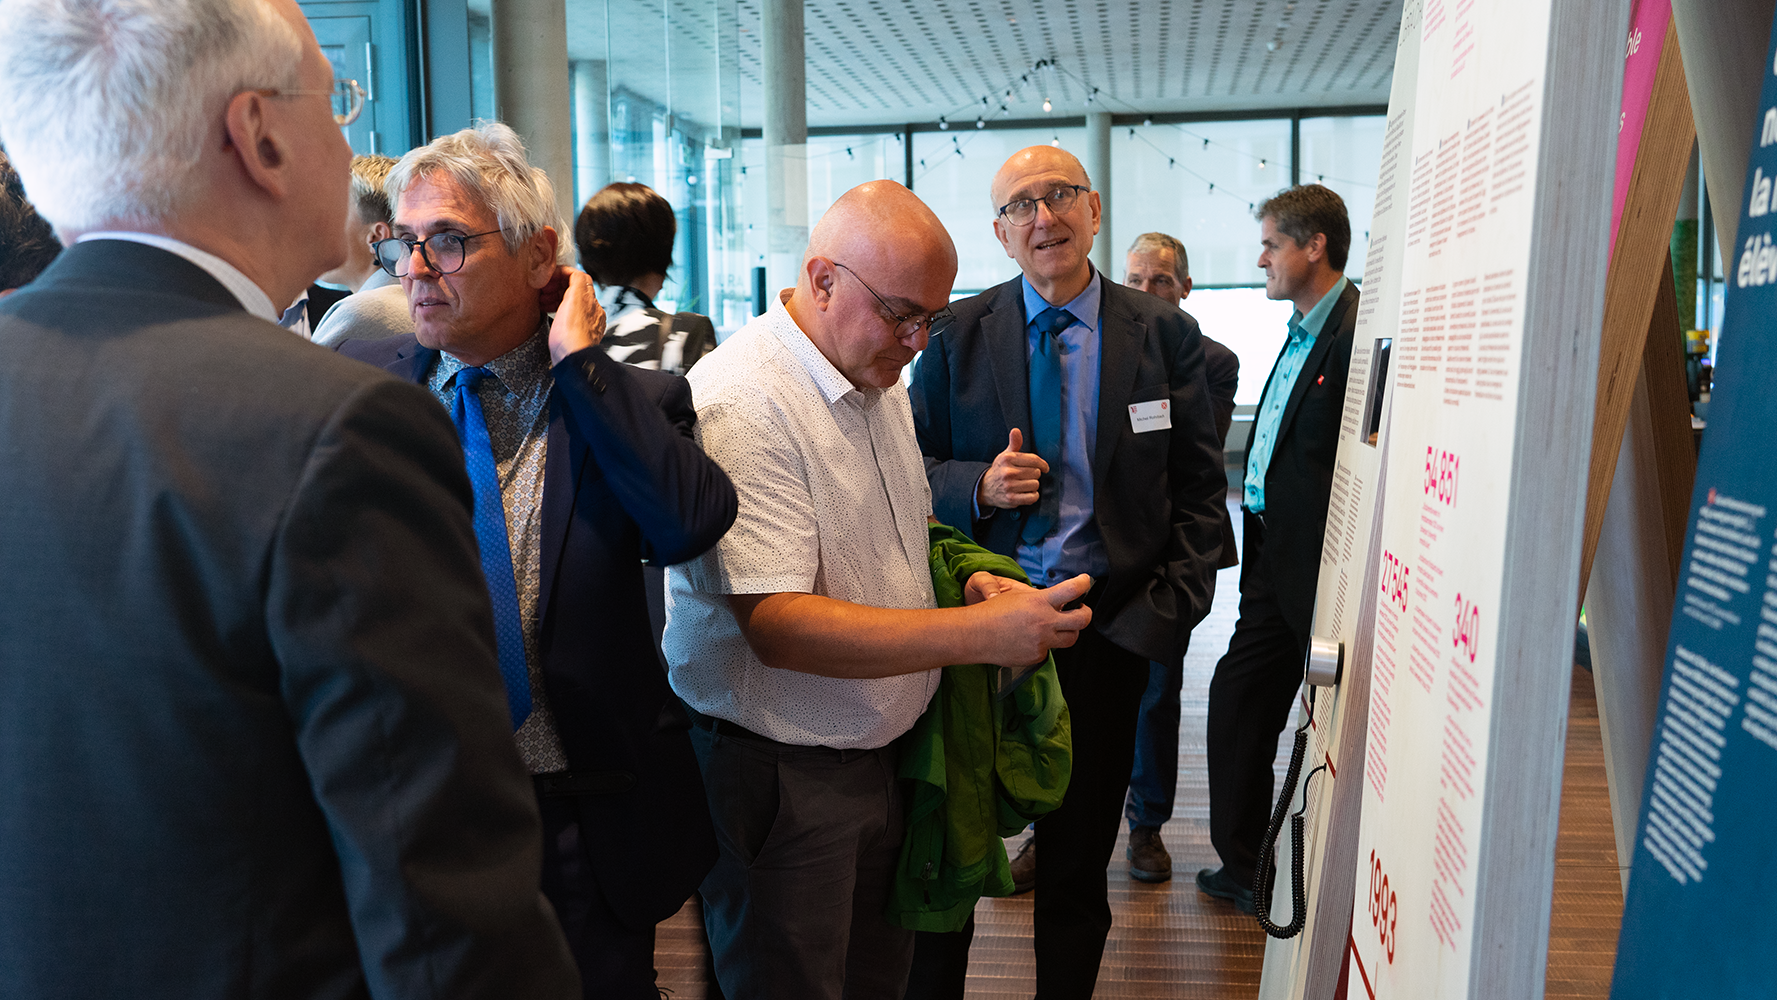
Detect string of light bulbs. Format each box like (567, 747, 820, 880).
(1044, 59, 1379, 192)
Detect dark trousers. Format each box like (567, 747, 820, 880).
(1206, 510, 1308, 888)
(1124, 642, 1189, 830)
(691, 722, 912, 1000)
(538, 794, 661, 1000)
(907, 626, 1149, 1000)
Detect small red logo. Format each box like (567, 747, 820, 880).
(1160, 401, 1168, 410)
(1317, 375, 1325, 385)
(1707, 487, 1718, 505)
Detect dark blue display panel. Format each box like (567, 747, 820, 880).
(1611, 15, 1777, 999)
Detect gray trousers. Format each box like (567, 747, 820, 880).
(690, 721, 913, 1000)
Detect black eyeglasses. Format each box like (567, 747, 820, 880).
(831, 261, 954, 338)
(373, 229, 508, 277)
(996, 184, 1089, 227)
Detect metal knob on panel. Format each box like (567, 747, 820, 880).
(1305, 635, 1343, 687)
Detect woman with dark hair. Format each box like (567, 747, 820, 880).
(574, 182, 714, 376)
(0, 149, 60, 296)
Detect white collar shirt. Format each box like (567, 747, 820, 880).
(664, 296, 940, 749)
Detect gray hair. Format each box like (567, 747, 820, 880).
(0, 0, 303, 234)
(386, 122, 573, 263)
(1126, 232, 1190, 282)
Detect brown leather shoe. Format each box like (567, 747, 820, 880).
(1008, 836, 1037, 894)
(1126, 825, 1172, 883)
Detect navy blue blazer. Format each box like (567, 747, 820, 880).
(339, 333, 738, 928)
(910, 275, 1229, 663)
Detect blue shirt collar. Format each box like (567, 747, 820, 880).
(1292, 275, 1349, 342)
(1021, 268, 1102, 334)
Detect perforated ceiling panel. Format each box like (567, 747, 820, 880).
(560, 0, 1403, 130)
(748, 0, 1400, 128)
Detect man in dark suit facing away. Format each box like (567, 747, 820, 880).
(339, 122, 738, 999)
(907, 145, 1228, 999)
(0, 1, 581, 997)
(1197, 184, 1359, 916)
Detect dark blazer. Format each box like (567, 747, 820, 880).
(305, 281, 350, 329)
(0, 240, 578, 999)
(339, 332, 737, 929)
(1250, 279, 1360, 645)
(1202, 335, 1241, 570)
(910, 274, 1229, 663)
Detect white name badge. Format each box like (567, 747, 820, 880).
(1128, 398, 1172, 432)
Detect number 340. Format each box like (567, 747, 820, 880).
(1368, 850, 1398, 964)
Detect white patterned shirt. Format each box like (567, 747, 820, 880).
(664, 296, 940, 749)
(427, 324, 569, 773)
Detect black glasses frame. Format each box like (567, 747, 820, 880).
(995, 184, 1090, 227)
(831, 261, 954, 338)
(373, 229, 508, 278)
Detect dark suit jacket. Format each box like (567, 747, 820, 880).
(1201, 334, 1241, 570)
(0, 240, 578, 999)
(1250, 279, 1360, 645)
(306, 282, 350, 329)
(910, 274, 1228, 663)
(339, 333, 737, 928)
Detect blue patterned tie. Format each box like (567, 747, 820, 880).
(1023, 306, 1074, 544)
(451, 367, 532, 729)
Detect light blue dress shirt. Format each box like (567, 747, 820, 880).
(1244, 276, 1349, 513)
(1016, 273, 1110, 585)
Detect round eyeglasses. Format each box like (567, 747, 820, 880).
(252, 78, 366, 126)
(995, 184, 1089, 227)
(831, 261, 954, 338)
(372, 230, 508, 278)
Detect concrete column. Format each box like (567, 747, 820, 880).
(1085, 110, 1112, 276)
(763, 0, 808, 295)
(572, 60, 610, 212)
(490, 0, 575, 233)
(1672, 0, 1777, 261)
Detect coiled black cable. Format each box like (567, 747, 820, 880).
(1253, 689, 1326, 939)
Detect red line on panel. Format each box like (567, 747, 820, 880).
(1349, 933, 1377, 1000)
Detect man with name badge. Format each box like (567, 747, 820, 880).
(908, 146, 1227, 998)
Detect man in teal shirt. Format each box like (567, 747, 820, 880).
(1199, 185, 1360, 914)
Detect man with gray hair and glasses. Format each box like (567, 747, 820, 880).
(340, 121, 739, 999)
(0, 1, 579, 997)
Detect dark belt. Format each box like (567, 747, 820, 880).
(532, 768, 636, 798)
(687, 708, 775, 744)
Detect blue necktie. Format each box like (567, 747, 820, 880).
(1023, 306, 1074, 544)
(451, 367, 532, 729)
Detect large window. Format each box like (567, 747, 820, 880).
(912, 127, 1087, 294)
(560, 0, 746, 325)
(739, 133, 905, 286)
(1299, 114, 1387, 276)
(1108, 119, 1293, 288)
